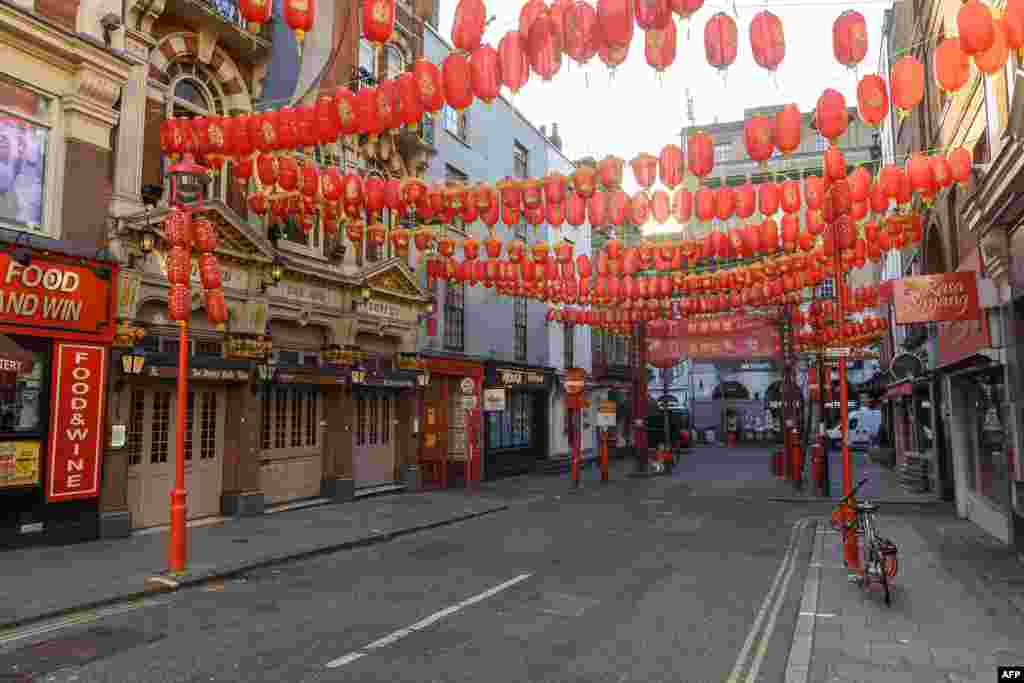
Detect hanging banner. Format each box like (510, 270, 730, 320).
(892, 272, 980, 324)
(47, 343, 107, 502)
(646, 325, 782, 364)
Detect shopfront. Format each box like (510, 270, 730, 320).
(0, 248, 118, 549)
(418, 354, 483, 486)
(483, 362, 552, 479)
(351, 359, 417, 490)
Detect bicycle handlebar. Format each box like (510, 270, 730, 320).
(836, 478, 869, 505)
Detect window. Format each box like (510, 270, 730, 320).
(444, 282, 465, 351)
(196, 341, 222, 357)
(0, 76, 50, 234)
(515, 297, 528, 361)
(442, 105, 468, 142)
(260, 387, 320, 450)
(384, 45, 407, 80)
(815, 133, 828, 152)
(714, 143, 733, 163)
(359, 39, 377, 78)
(514, 141, 529, 178)
(0, 347, 46, 434)
(816, 278, 835, 299)
(127, 390, 145, 467)
(487, 392, 533, 450)
(184, 392, 194, 461)
(200, 392, 217, 460)
(564, 324, 574, 369)
(150, 391, 171, 464)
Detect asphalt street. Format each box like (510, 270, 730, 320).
(0, 466, 816, 683)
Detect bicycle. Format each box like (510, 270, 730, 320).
(831, 477, 899, 606)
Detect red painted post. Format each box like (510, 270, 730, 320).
(600, 429, 609, 482)
(570, 406, 580, 486)
(169, 320, 189, 574)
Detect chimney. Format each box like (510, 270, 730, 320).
(550, 122, 563, 151)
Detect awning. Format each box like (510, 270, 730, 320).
(883, 382, 912, 399)
(0, 335, 34, 374)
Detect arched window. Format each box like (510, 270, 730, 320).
(384, 44, 407, 80)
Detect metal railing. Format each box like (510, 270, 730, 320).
(194, 0, 266, 36)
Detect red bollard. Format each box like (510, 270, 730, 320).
(772, 450, 784, 477)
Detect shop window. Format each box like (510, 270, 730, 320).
(715, 142, 734, 163)
(127, 389, 145, 467)
(971, 377, 1010, 507)
(0, 76, 50, 235)
(359, 39, 377, 79)
(184, 392, 194, 461)
(151, 391, 171, 464)
(514, 141, 529, 179)
(196, 341, 222, 357)
(200, 392, 217, 459)
(515, 297, 527, 362)
(0, 347, 46, 435)
(262, 387, 319, 451)
(487, 392, 533, 450)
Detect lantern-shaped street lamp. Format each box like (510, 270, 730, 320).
(166, 155, 210, 208)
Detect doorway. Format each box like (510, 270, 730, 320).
(126, 386, 226, 529)
(352, 389, 397, 488)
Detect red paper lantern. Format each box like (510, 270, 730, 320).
(948, 147, 972, 186)
(672, 188, 693, 224)
(631, 192, 651, 224)
(1007, 0, 1024, 51)
(671, 0, 704, 20)
(573, 165, 598, 197)
(744, 115, 774, 164)
(815, 88, 849, 141)
(958, 0, 995, 56)
(239, 0, 272, 32)
(413, 59, 445, 114)
(193, 218, 219, 253)
(443, 53, 474, 111)
(598, 0, 634, 48)
(631, 153, 659, 190)
(695, 187, 716, 222)
(363, 0, 396, 45)
(705, 12, 739, 70)
(930, 154, 953, 189)
(598, 155, 625, 189)
(749, 10, 785, 71)
(589, 190, 609, 225)
(636, 0, 671, 30)
(659, 144, 684, 189)
(470, 44, 502, 104)
(758, 182, 780, 216)
(780, 180, 801, 214)
(166, 247, 192, 285)
(906, 152, 936, 197)
(452, 0, 486, 52)
(520, 0, 547, 37)
(283, 0, 314, 47)
(651, 190, 671, 224)
(168, 284, 191, 321)
(833, 10, 868, 68)
(198, 253, 222, 290)
(934, 38, 970, 93)
(645, 21, 678, 72)
(529, 11, 563, 81)
(891, 56, 924, 116)
(735, 182, 756, 218)
(716, 186, 735, 221)
(164, 208, 192, 247)
(774, 103, 802, 155)
(598, 39, 630, 70)
(857, 74, 889, 126)
(976, 18, 1009, 75)
(687, 131, 714, 179)
(564, 1, 600, 64)
(609, 190, 629, 225)
(824, 146, 846, 181)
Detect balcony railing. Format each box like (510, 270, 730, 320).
(190, 0, 269, 38)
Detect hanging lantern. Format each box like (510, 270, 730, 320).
(958, 0, 995, 56)
(744, 115, 774, 164)
(528, 10, 563, 81)
(1006, 0, 1024, 52)
(869, 181, 889, 214)
(687, 131, 714, 179)
(856, 74, 889, 127)
(651, 190, 671, 224)
(635, 0, 671, 30)
(948, 147, 972, 186)
(168, 284, 191, 322)
(906, 153, 936, 199)
(363, 0, 396, 46)
(598, 39, 630, 71)
(566, 191, 587, 227)
(815, 88, 849, 141)
(716, 186, 736, 221)
(781, 213, 800, 251)
(833, 10, 868, 68)
(544, 172, 568, 206)
(498, 31, 531, 96)
(443, 53, 474, 111)
(780, 180, 801, 214)
(975, 18, 1009, 75)
(657, 144, 684, 189)
(847, 166, 870, 203)
(891, 56, 925, 116)
(502, 205, 522, 226)
(609, 190, 630, 226)
(470, 44, 502, 105)
(598, 155, 625, 190)
(520, 0, 547, 37)
(631, 192, 652, 225)
(166, 246, 192, 285)
(769, 103, 801, 157)
(547, 200, 566, 227)
(758, 182, 780, 216)
(930, 154, 953, 189)
(672, 188, 693, 224)
(193, 218, 219, 253)
(589, 190, 609, 226)
(452, 0, 486, 52)
(695, 187, 716, 222)
(283, 0, 315, 49)
(749, 10, 785, 71)
(198, 253, 222, 290)
(934, 38, 970, 93)
(565, 0, 600, 65)
(412, 59, 445, 115)
(645, 20, 678, 73)
(705, 12, 739, 70)
(824, 146, 846, 181)
(631, 153, 659, 190)
(239, 0, 272, 34)
(736, 182, 756, 218)
(598, 0, 634, 48)
(164, 208, 193, 247)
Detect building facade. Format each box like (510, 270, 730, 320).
(878, 0, 1024, 547)
(418, 23, 594, 480)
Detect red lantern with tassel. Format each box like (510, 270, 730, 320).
(645, 20, 678, 72)
(443, 53, 474, 111)
(659, 144, 684, 189)
(598, 0, 634, 48)
(935, 37, 971, 93)
(833, 10, 868, 67)
(816, 89, 849, 141)
(705, 12, 739, 70)
(687, 131, 714, 179)
(749, 10, 785, 71)
(774, 103, 802, 155)
(528, 10, 563, 81)
(470, 44, 502, 104)
(452, 0, 486, 52)
(283, 0, 315, 49)
(891, 56, 925, 116)
(958, 0, 995, 56)
(498, 31, 531, 95)
(744, 116, 774, 164)
(565, 0, 600, 65)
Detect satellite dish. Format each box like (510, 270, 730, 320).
(890, 353, 923, 381)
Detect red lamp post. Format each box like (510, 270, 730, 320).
(165, 153, 210, 575)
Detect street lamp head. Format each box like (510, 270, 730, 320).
(167, 153, 210, 207)
(270, 256, 285, 285)
(362, 286, 372, 301)
(121, 349, 146, 376)
(140, 229, 157, 255)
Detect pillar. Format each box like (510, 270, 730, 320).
(109, 28, 155, 218)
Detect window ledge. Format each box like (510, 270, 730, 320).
(443, 127, 471, 149)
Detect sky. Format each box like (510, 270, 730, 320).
(438, 0, 891, 164)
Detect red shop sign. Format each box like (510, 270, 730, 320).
(937, 250, 991, 368)
(0, 253, 115, 338)
(47, 343, 107, 502)
(892, 271, 980, 325)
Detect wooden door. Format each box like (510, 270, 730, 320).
(421, 380, 450, 463)
(126, 386, 225, 529)
(353, 390, 397, 487)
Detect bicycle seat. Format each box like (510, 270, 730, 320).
(856, 501, 879, 513)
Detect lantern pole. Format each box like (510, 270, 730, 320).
(170, 318, 189, 574)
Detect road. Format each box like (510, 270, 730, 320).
(1, 456, 816, 683)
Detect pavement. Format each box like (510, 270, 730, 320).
(0, 445, 1021, 682)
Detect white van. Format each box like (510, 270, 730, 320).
(827, 408, 882, 449)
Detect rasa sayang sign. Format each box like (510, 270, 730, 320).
(0, 254, 113, 335)
(893, 272, 980, 325)
(47, 343, 106, 502)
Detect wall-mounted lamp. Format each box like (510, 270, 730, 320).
(362, 286, 372, 301)
(352, 368, 367, 385)
(252, 359, 275, 394)
(260, 256, 286, 293)
(116, 348, 146, 392)
(417, 369, 431, 387)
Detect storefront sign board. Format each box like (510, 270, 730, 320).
(483, 388, 506, 411)
(147, 367, 252, 382)
(0, 440, 40, 488)
(893, 272, 981, 324)
(496, 368, 547, 387)
(597, 400, 617, 428)
(937, 251, 992, 368)
(0, 254, 115, 339)
(47, 343, 106, 502)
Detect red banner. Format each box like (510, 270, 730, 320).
(892, 271, 980, 324)
(647, 325, 782, 364)
(937, 250, 990, 368)
(47, 343, 107, 502)
(0, 253, 115, 338)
